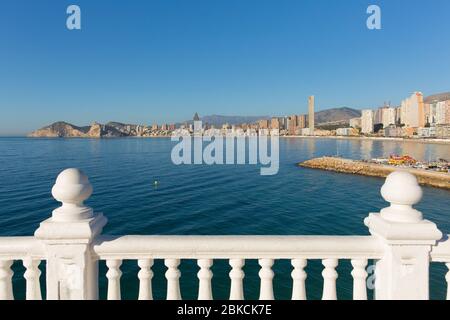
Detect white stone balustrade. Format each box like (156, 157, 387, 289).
(137, 259, 154, 300)
(291, 259, 307, 300)
(229, 259, 245, 300)
(0, 169, 449, 300)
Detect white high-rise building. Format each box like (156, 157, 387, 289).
(361, 110, 374, 134)
(382, 107, 396, 128)
(436, 101, 450, 124)
(400, 92, 423, 128)
(308, 96, 315, 134)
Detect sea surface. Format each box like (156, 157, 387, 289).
(0, 137, 449, 300)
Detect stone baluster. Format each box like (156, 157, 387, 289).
(34, 168, 107, 300)
(258, 258, 274, 300)
(106, 259, 122, 300)
(351, 259, 368, 300)
(0, 260, 14, 300)
(197, 259, 213, 300)
(138, 259, 154, 300)
(165, 259, 181, 300)
(322, 258, 338, 300)
(229, 259, 245, 300)
(364, 171, 442, 300)
(291, 259, 307, 300)
(23, 258, 42, 300)
(446, 263, 450, 301)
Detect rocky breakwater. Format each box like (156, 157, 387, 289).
(299, 157, 450, 190)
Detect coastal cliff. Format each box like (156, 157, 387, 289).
(28, 122, 90, 137)
(299, 157, 450, 189)
(29, 121, 140, 138)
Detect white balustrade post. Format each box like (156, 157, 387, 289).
(229, 259, 245, 300)
(322, 259, 338, 300)
(291, 259, 307, 300)
(364, 171, 443, 300)
(0, 260, 14, 300)
(446, 263, 450, 301)
(165, 259, 181, 300)
(258, 258, 274, 300)
(106, 259, 122, 300)
(34, 168, 107, 300)
(138, 259, 154, 300)
(351, 259, 368, 300)
(23, 258, 42, 300)
(197, 259, 213, 300)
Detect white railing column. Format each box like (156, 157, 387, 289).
(23, 258, 42, 300)
(197, 259, 213, 300)
(165, 259, 181, 300)
(321, 259, 338, 300)
(351, 259, 368, 300)
(364, 171, 442, 300)
(106, 259, 122, 300)
(258, 258, 274, 300)
(446, 263, 450, 300)
(0, 260, 14, 300)
(138, 259, 154, 300)
(229, 259, 245, 300)
(34, 168, 107, 300)
(291, 259, 307, 300)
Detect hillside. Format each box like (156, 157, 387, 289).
(315, 107, 361, 124)
(187, 115, 270, 126)
(188, 107, 361, 127)
(424, 92, 450, 103)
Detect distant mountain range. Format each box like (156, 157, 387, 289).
(314, 107, 361, 124)
(424, 92, 450, 103)
(188, 107, 361, 127)
(28, 107, 362, 138)
(183, 115, 271, 127)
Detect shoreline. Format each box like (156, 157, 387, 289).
(19, 135, 450, 145)
(283, 135, 450, 145)
(299, 156, 450, 190)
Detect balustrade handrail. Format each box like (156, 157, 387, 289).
(0, 237, 44, 260)
(431, 236, 450, 262)
(92, 235, 384, 260)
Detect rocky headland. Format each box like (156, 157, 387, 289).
(28, 121, 161, 138)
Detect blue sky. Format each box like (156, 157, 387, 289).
(1, 0, 450, 135)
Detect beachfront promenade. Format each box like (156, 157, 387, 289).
(0, 169, 450, 300)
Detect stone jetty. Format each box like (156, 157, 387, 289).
(299, 157, 450, 190)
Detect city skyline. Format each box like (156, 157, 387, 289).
(2, 0, 450, 135)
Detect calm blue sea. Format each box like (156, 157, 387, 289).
(0, 137, 449, 300)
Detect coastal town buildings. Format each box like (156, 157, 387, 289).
(349, 117, 361, 128)
(384, 125, 403, 137)
(436, 124, 450, 139)
(436, 100, 450, 125)
(400, 92, 423, 128)
(115, 92, 450, 140)
(336, 127, 358, 136)
(308, 96, 315, 135)
(287, 115, 297, 135)
(297, 114, 307, 129)
(361, 110, 374, 134)
(381, 107, 396, 128)
(259, 119, 269, 129)
(271, 117, 280, 130)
